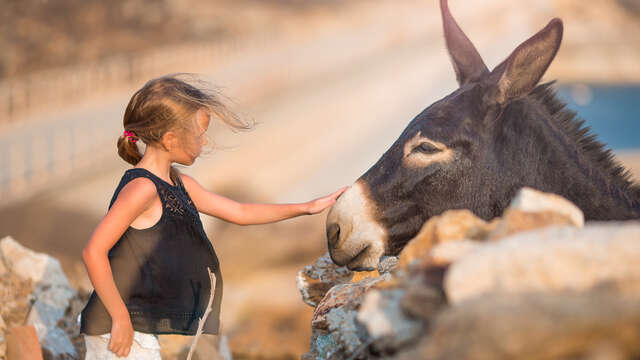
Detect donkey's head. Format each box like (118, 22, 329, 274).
(326, 0, 564, 270)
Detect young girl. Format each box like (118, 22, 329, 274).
(79, 74, 347, 359)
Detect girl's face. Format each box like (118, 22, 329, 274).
(176, 108, 211, 165)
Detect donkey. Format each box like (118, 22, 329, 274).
(326, 0, 640, 271)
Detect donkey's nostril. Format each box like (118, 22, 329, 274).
(327, 223, 341, 248)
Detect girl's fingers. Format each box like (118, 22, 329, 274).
(117, 344, 128, 357)
(110, 339, 128, 356)
(117, 339, 131, 357)
(330, 189, 344, 199)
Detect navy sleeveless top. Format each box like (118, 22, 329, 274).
(79, 167, 223, 336)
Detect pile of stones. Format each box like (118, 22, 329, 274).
(0, 236, 87, 359)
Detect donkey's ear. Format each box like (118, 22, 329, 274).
(440, 0, 489, 85)
(486, 18, 563, 104)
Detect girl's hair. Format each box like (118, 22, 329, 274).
(117, 73, 254, 183)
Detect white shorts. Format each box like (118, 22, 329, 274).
(80, 312, 162, 359)
(83, 331, 162, 360)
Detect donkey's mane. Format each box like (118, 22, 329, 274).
(530, 81, 640, 201)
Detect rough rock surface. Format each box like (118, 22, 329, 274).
(312, 276, 390, 331)
(445, 223, 640, 304)
(397, 210, 491, 270)
(303, 274, 393, 360)
(0, 268, 32, 360)
(0, 236, 85, 360)
(297, 252, 355, 307)
(394, 290, 640, 360)
(397, 195, 582, 272)
(356, 288, 423, 352)
(427, 240, 481, 266)
(507, 187, 584, 227)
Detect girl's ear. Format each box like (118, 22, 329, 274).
(160, 130, 179, 152)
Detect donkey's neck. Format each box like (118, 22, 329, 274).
(495, 86, 640, 221)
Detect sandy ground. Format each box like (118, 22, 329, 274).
(1, 1, 639, 358)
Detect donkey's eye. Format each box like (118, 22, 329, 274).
(413, 142, 441, 155)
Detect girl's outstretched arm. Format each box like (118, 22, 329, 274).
(82, 177, 157, 357)
(180, 173, 348, 225)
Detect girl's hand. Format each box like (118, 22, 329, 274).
(109, 314, 134, 357)
(307, 186, 349, 215)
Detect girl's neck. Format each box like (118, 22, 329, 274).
(135, 146, 174, 183)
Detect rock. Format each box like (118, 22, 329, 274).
(302, 329, 341, 360)
(487, 209, 578, 240)
(297, 252, 354, 307)
(300, 252, 399, 359)
(350, 270, 381, 283)
(0, 263, 33, 330)
(303, 266, 394, 359)
(0, 236, 73, 290)
(428, 240, 481, 266)
(377, 256, 399, 274)
(397, 210, 492, 270)
(304, 306, 370, 360)
(325, 308, 366, 355)
(312, 275, 390, 331)
(487, 187, 584, 241)
(506, 187, 584, 227)
(397, 189, 585, 271)
(0, 252, 8, 277)
(356, 288, 423, 352)
(0, 236, 78, 359)
(27, 306, 77, 359)
(396, 290, 640, 360)
(399, 273, 447, 322)
(445, 222, 640, 304)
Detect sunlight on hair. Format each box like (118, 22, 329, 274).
(118, 73, 258, 165)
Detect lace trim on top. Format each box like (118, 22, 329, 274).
(119, 168, 199, 223)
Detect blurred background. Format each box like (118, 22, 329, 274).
(0, 0, 638, 358)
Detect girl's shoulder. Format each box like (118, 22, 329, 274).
(108, 168, 160, 210)
(108, 177, 157, 212)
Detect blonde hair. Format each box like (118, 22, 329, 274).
(117, 73, 254, 182)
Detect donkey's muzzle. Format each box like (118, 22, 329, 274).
(325, 180, 387, 270)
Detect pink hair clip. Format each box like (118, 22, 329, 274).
(123, 130, 137, 143)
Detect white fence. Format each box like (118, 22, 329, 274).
(0, 37, 246, 207)
(0, 38, 241, 125)
(0, 2, 435, 208)
(0, 116, 114, 197)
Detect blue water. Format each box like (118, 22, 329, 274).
(556, 84, 640, 150)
